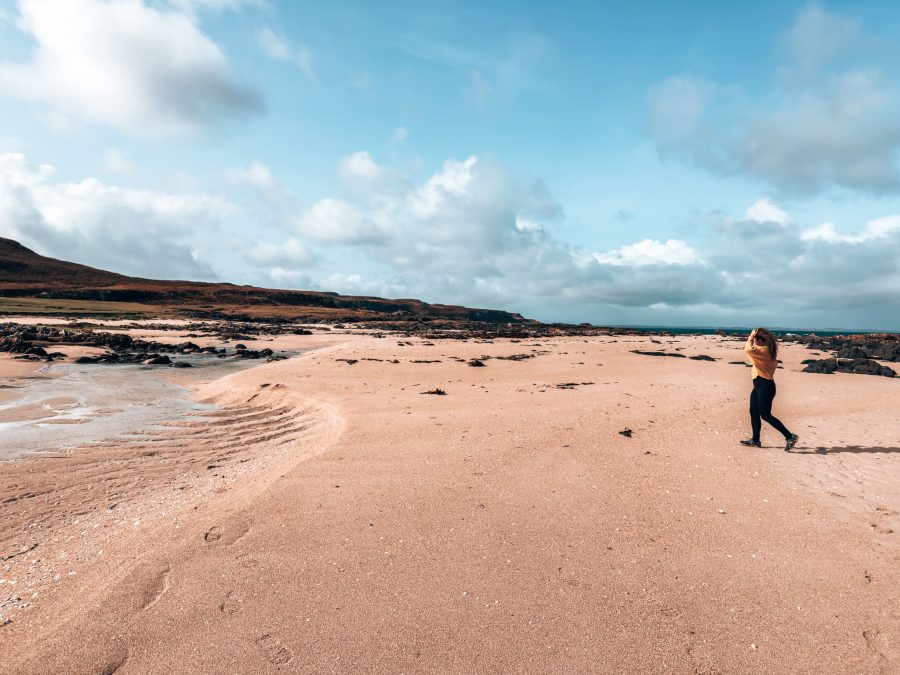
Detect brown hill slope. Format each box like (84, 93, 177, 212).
(0, 237, 529, 323)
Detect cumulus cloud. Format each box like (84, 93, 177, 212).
(279, 155, 900, 323)
(0, 152, 229, 279)
(293, 197, 380, 244)
(225, 160, 291, 201)
(800, 215, 900, 243)
(283, 153, 721, 309)
(744, 198, 790, 225)
(256, 27, 313, 79)
(0, 0, 262, 138)
(593, 239, 702, 267)
(338, 151, 384, 181)
(648, 5, 900, 195)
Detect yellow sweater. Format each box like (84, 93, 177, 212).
(744, 335, 777, 380)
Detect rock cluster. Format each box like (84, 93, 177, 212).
(802, 358, 896, 378)
(801, 335, 900, 362)
(0, 323, 286, 366)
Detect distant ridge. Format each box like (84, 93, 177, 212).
(0, 237, 530, 323)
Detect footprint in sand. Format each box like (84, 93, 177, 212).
(220, 589, 244, 615)
(257, 633, 293, 665)
(137, 565, 171, 611)
(96, 647, 129, 675)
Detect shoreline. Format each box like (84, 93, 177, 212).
(1, 328, 898, 672)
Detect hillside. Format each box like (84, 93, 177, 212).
(0, 237, 529, 323)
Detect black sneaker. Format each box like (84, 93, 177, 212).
(784, 434, 799, 452)
(740, 439, 761, 447)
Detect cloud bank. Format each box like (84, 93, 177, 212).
(2, 149, 898, 328)
(0, 153, 229, 278)
(648, 5, 900, 196)
(0, 0, 262, 137)
(239, 151, 898, 326)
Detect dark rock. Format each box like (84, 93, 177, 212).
(171, 361, 193, 368)
(421, 388, 447, 395)
(468, 359, 486, 367)
(802, 359, 837, 374)
(836, 345, 869, 359)
(689, 354, 716, 361)
(631, 350, 686, 358)
(619, 428, 633, 437)
(142, 355, 171, 365)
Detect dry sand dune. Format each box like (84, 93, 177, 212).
(1, 333, 898, 673)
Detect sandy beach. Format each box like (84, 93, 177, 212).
(1, 329, 898, 673)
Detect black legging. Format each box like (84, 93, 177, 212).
(750, 376, 792, 442)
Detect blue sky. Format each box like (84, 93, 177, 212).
(1, 0, 899, 329)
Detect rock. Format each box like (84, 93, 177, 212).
(235, 343, 247, 350)
(619, 428, 633, 437)
(142, 355, 172, 365)
(836, 345, 869, 359)
(689, 354, 716, 361)
(171, 361, 193, 368)
(421, 388, 447, 395)
(468, 359, 486, 367)
(802, 358, 895, 377)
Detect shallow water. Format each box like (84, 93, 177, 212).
(0, 354, 279, 460)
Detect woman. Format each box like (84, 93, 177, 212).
(741, 328, 799, 451)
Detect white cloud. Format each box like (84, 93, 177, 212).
(103, 149, 136, 176)
(744, 198, 790, 225)
(0, 0, 261, 138)
(277, 152, 900, 322)
(801, 215, 900, 243)
(225, 160, 291, 200)
(294, 197, 382, 244)
(0, 152, 230, 279)
(256, 27, 313, 79)
(593, 239, 702, 267)
(338, 151, 383, 181)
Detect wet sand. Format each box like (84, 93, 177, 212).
(1, 331, 898, 673)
